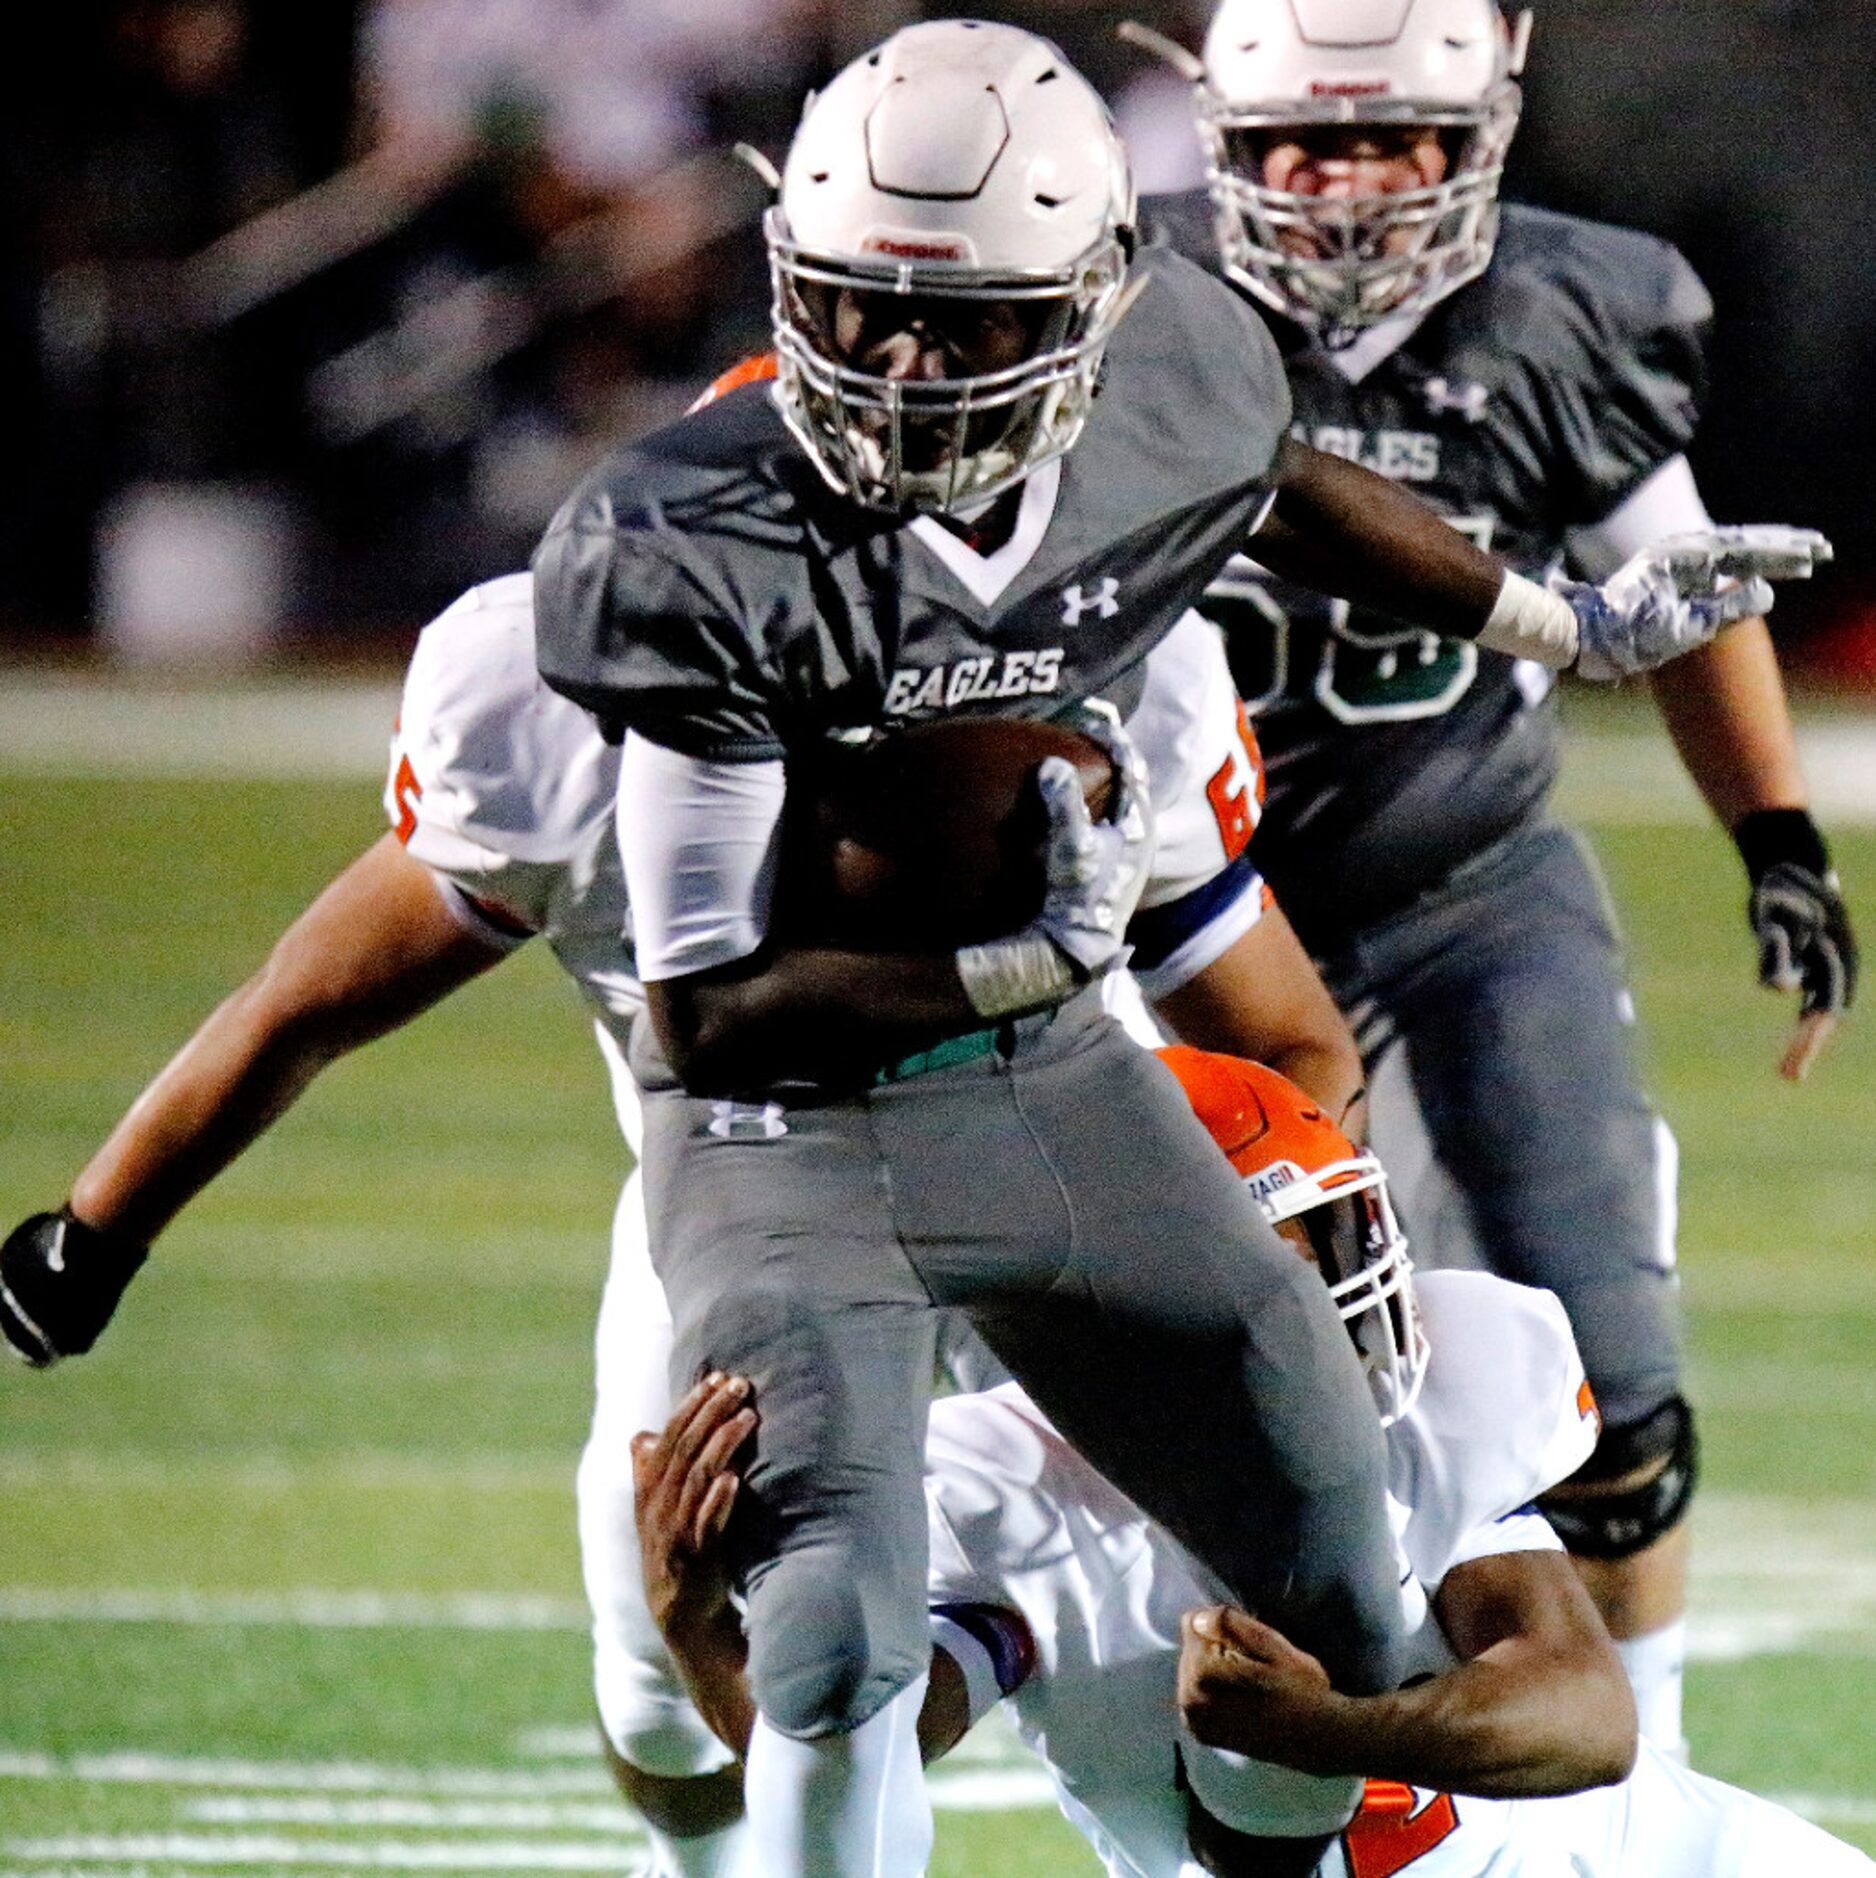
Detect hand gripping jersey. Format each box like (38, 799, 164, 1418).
(921, 1270, 1598, 1877)
(531, 246, 1291, 760)
(1144, 195, 1713, 952)
(385, 573, 1271, 1035)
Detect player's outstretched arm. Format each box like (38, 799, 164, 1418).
(2, 836, 506, 1367)
(1180, 1548, 1635, 1799)
(1255, 438, 1825, 681)
(1648, 618, 1857, 1078)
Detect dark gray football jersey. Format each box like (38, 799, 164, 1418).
(533, 246, 1291, 762)
(1145, 193, 1711, 953)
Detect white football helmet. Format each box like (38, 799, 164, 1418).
(1160, 1046, 1429, 1425)
(1196, 0, 1531, 343)
(767, 20, 1137, 514)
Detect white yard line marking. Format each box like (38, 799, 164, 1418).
(926, 1766, 1059, 1811)
(181, 1800, 637, 1832)
(3, 1839, 639, 1873)
(0, 1753, 613, 1798)
(0, 1590, 587, 1632)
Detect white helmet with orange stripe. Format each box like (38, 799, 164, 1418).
(1161, 1045, 1429, 1424)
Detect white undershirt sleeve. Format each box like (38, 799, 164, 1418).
(617, 732, 786, 983)
(1568, 453, 1715, 580)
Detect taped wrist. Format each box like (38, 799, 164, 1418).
(1733, 807, 1830, 886)
(1539, 1395, 1698, 1560)
(1476, 570, 1580, 669)
(929, 1603, 1036, 1725)
(955, 932, 1076, 1018)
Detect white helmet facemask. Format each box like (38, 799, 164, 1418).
(1195, 0, 1530, 346)
(767, 20, 1138, 515)
(1253, 1152, 1430, 1426)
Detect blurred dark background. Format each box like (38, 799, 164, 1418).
(3, 0, 1871, 672)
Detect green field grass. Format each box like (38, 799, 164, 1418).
(2, 755, 1873, 1873)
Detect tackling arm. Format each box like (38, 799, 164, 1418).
(1179, 1549, 1636, 1799)
(1152, 909, 1366, 1135)
(3, 837, 505, 1366)
(71, 835, 506, 1243)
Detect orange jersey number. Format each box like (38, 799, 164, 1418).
(1205, 701, 1268, 863)
(1344, 1783, 1460, 1878)
(391, 753, 423, 845)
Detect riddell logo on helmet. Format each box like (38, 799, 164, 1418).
(1307, 78, 1392, 97)
(862, 231, 973, 263)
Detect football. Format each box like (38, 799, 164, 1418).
(781, 716, 1117, 951)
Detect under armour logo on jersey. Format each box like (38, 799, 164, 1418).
(1061, 578, 1120, 626)
(703, 1100, 789, 1141)
(1422, 376, 1490, 424)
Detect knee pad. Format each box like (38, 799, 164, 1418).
(1539, 1395, 1698, 1560)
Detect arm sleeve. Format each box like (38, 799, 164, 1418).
(532, 484, 784, 762)
(1565, 453, 1714, 581)
(618, 732, 786, 982)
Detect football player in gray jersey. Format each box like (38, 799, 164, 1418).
(531, 21, 1819, 1875)
(1135, 0, 1860, 1760)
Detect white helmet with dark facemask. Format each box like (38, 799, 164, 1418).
(1197, 0, 1530, 345)
(767, 20, 1137, 514)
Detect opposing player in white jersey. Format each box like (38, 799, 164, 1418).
(3, 571, 1364, 1878)
(634, 1052, 1876, 1878)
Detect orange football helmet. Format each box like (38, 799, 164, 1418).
(1159, 1045, 1428, 1425)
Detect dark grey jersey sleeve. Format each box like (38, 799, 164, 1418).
(533, 480, 784, 763)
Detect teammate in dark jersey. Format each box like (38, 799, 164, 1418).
(1137, 0, 1858, 1764)
(527, 22, 1815, 1875)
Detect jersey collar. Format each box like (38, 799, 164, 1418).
(1324, 311, 1426, 386)
(904, 461, 1062, 609)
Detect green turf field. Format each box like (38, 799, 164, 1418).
(2, 706, 1873, 1872)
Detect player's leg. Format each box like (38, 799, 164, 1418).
(636, 1081, 940, 1878)
(1345, 822, 1692, 1752)
(874, 996, 1404, 1708)
(578, 1169, 752, 1877)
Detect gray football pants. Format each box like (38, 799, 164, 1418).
(1323, 819, 1680, 1431)
(633, 989, 1403, 1739)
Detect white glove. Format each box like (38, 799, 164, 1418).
(956, 702, 1157, 1018)
(1555, 525, 1832, 682)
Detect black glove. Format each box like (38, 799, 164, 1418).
(1, 1209, 148, 1368)
(1734, 809, 1859, 1018)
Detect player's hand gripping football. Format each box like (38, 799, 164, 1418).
(956, 701, 1157, 1018)
(1734, 808, 1859, 1080)
(1, 1210, 148, 1368)
(1556, 526, 1833, 682)
(1178, 1605, 1354, 1774)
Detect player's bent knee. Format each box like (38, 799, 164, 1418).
(1539, 1394, 1698, 1560)
(744, 1555, 928, 1740)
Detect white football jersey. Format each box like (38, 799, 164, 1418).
(921, 1271, 1599, 1878)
